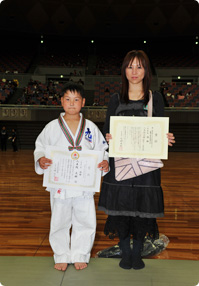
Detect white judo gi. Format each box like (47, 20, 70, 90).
(34, 112, 109, 264)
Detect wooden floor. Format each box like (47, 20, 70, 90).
(0, 149, 199, 260)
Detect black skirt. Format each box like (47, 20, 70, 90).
(98, 158, 164, 219)
(98, 94, 165, 239)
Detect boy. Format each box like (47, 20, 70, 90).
(34, 82, 109, 271)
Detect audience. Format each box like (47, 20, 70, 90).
(0, 49, 199, 107)
(0, 79, 17, 104)
(162, 83, 199, 107)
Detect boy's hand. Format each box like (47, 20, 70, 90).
(167, 133, 175, 146)
(39, 156, 52, 169)
(98, 160, 109, 172)
(105, 133, 112, 144)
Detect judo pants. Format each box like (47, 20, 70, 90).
(49, 193, 96, 264)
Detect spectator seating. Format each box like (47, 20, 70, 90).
(95, 53, 123, 75)
(17, 79, 84, 106)
(163, 83, 199, 107)
(94, 81, 121, 106)
(151, 53, 199, 67)
(0, 79, 17, 104)
(0, 51, 35, 73)
(16, 80, 199, 108)
(38, 51, 88, 67)
(17, 80, 63, 105)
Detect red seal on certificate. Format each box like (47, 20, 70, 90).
(71, 151, 80, 160)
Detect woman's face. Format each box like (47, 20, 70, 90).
(125, 57, 145, 86)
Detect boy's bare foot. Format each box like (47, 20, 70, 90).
(54, 263, 68, 271)
(74, 262, 87, 270)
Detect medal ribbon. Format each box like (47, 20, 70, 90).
(58, 115, 86, 151)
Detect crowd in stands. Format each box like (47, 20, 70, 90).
(93, 51, 199, 74)
(16, 78, 84, 106)
(0, 79, 18, 104)
(2, 78, 198, 108)
(1, 48, 199, 107)
(93, 81, 199, 107)
(16, 79, 121, 107)
(161, 82, 199, 107)
(1, 49, 199, 74)
(93, 80, 199, 107)
(16, 80, 63, 105)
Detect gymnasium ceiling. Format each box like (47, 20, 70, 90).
(0, 0, 199, 39)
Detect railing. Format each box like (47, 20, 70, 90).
(1, 104, 199, 151)
(0, 104, 108, 122)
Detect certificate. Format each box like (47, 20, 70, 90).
(43, 145, 104, 192)
(109, 116, 169, 159)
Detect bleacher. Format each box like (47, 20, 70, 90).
(0, 47, 199, 108)
(0, 51, 35, 73)
(94, 81, 121, 106)
(151, 52, 199, 68)
(38, 51, 88, 68)
(164, 83, 199, 107)
(16, 80, 63, 105)
(95, 53, 123, 75)
(0, 79, 18, 104)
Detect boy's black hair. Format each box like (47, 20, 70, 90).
(61, 82, 84, 98)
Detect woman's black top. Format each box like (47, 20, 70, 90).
(98, 91, 165, 219)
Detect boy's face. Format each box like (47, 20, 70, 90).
(61, 90, 85, 115)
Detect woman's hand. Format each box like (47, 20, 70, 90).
(39, 156, 52, 169)
(106, 133, 112, 144)
(98, 160, 109, 172)
(167, 133, 175, 146)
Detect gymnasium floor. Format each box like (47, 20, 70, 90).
(1, 150, 199, 286)
(0, 257, 199, 286)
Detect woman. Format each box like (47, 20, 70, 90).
(98, 50, 175, 270)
